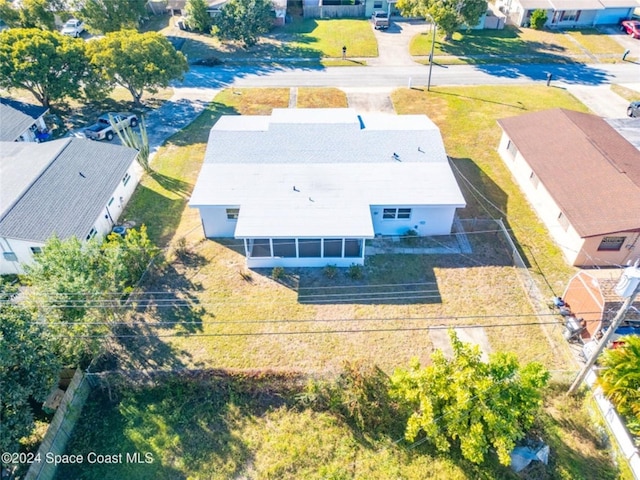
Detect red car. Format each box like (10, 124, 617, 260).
(620, 20, 640, 39)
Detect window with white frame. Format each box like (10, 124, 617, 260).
(226, 208, 239, 220)
(529, 171, 539, 188)
(382, 208, 412, 219)
(506, 139, 518, 158)
(560, 10, 579, 21)
(30, 246, 42, 255)
(86, 227, 97, 240)
(122, 172, 131, 186)
(598, 236, 625, 251)
(3, 252, 17, 262)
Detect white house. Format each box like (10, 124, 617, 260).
(0, 138, 141, 274)
(0, 97, 49, 142)
(498, 0, 640, 27)
(189, 108, 466, 268)
(497, 109, 640, 268)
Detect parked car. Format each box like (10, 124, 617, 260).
(371, 11, 390, 30)
(628, 101, 640, 118)
(620, 19, 640, 39)
(61, 18, 85, 37)
(84, 112, 138, 141)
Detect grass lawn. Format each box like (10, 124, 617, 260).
(611, 84, 640, 102)
(56, 374, 622, 480)
(296, 87, 348, 107)
(410, 26, 625, 64)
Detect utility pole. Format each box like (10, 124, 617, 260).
(568, 262, 640, 395)
(426, 14, 436, 92)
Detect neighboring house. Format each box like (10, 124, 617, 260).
(497, 108, 640, 267)
(497, 0, 640, 27)
(167, 0, 286, 25)
(0, 139, 141, 274)
(562, 270, 640, 341)
(0, 97, 49, 143)
(189, 108, 466, 268)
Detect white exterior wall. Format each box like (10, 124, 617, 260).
(0, 237, 45, 274)
(197, 206, 239, 237)
(0, 160, 141, 275)
(370, 205, 457, 236)
(498, 132, 584, 265)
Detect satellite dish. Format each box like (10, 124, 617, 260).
(615, 265, 640, 298)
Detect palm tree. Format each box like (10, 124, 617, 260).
(597, 335, 640, 437)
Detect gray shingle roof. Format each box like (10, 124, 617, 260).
(0, 138, 138, 242)
(0, 97, 49, 141)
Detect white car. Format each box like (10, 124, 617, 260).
(61, 19, 85, 38)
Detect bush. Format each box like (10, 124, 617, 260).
(403, 228, 419, 246)
(271, 266, 285, 280)
(530, 9, 547, 29)
(347, 264, 363, 280)
(323, 264, 338, 279)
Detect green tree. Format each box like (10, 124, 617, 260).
(73, 0, 147, 33)
(396, 0, 488, 40)
(0, 304, 61, 454)
(597, 336, 640, 436)
(0, 28, 94, 107)
(0, 0, 64, 30)
(390, 330, 549, 466)
(87, 30, 188, 106)
(212, 0, 273, 47)
(185, 0, 212, 33)
(530, 9, 547, 29)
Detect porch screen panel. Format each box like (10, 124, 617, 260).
(250, 239, 271, 257)
(344, 239, 362, 257)
(323, 239, 343, 257)
(298, 239, 321, 257)
(273, 239, 296, 257)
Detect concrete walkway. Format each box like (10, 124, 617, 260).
(367, 20, 429, 67)
(563, 84, 632, 118)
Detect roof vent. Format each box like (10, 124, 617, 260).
(392, 153, 400, 161)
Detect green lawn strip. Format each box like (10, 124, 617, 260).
(276, 19, 378, 58)
(611, 84, 640, 102)
(411, 26, 586, 60)
(296, 87, 348, 108)
(58, 375, 620, 479)
(564, 28, 625, 55)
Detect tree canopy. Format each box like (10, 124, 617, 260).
(396, 0, 488, 40)
(0, 0, 63, 31)
(0, 28, 93, 107)
(72, 0, 147, 33)
(212, 0, 273, 47)
(0, 304, 61, 454)
(390, 330, 549, 466)
(185, 0, 213, 33)
(86, 30, 188, 106)
(597, 336, 640, 437)
(24, 227, 160, 366)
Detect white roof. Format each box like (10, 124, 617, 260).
(189, 109, 466, 238)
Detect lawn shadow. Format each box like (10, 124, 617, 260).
(430, 91, 527, 110)
(149, 171, 192, 198)
(449, 157, 508, 219)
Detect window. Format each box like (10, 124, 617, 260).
(273, 239, 296, 257)
(323, 239, 343, 258)
(506, 140, 518, 158)
(529, 171, 539, 188)
(598, 236, 626, 251)
(2, 252, 17, 262)
(250, 239, 271, 257)
(382, 208, 412, 220)
(298, 239, 321, 257)
(30, 246, 42, 255)
(557, 212, 569, 231)
(107, 197, 114, 207)
(226, 208, 239, 220)
(374, 0, 382, 7)
(560, 10, 579, 21)
(86, 227, 97, 240)
(122, 172, 131, 186)
(344, 239, 362, 258)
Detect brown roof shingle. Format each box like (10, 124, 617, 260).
(498, 109, 640, 238)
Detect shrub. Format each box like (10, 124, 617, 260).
(347, 264, 364, 280)
(403, 228, 419, 246)
(530, 9, 547, 29)
(323, 264, 338, 279)
(271, 266, 285, 280)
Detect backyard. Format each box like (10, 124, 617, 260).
(54, 85, 633, 478)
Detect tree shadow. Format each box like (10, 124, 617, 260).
(149, 171, 192, 198)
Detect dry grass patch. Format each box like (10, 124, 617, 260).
(296, 88, 348, 108)
(565, 29, 625, 55)
(214, 88, 290, 114)
(611, 84, 640, 102)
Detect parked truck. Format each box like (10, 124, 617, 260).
(371, 11, 390, 30)
(84, 112, 138, 141)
